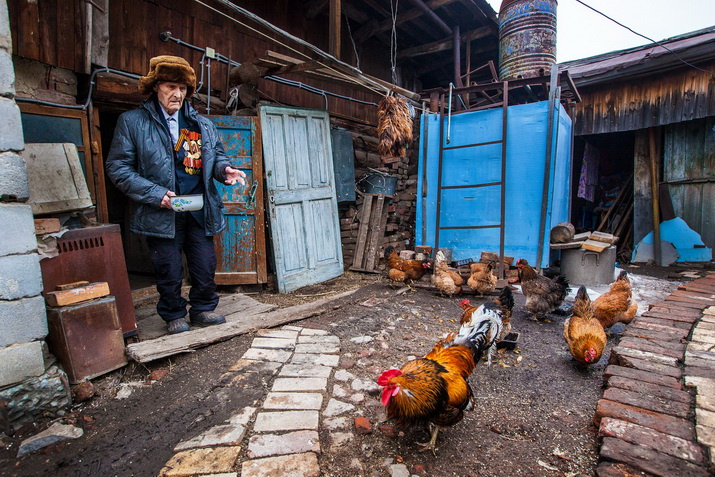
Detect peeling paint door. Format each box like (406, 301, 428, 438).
(207, 116, 267, 285)
(259, 105, 343, 293)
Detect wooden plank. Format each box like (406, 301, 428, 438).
(45, 282, 110, 307)
(590, 231, 619, 244)
(351, 197, 373, 269)
(364, 195, 385, 271)
(126, 289, 359, 363)
(34, 218, 61, 235)
(55, 281, 90, 291)
(581, 239, 610, 252)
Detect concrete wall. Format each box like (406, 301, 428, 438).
(0, 0, 69, 427)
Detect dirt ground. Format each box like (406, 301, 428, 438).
(0, 264, 705, 476)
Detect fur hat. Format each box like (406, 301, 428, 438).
(138, 55, 196, 97)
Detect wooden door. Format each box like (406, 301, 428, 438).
(259, 105, 343, 293)
(207, 115, 267, 285)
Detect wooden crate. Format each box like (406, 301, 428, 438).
(349, 193, 389, 273)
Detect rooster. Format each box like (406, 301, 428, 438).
(564, 286, 606, 365)
(593, 271, 638, 330)
(378, 287, 513, 454)
(384, 246, 429, 287)
(467, 261, 497, 296)
(459, 287, 514, 365)
(516, 259, 569, 321)
(431, 251, 463, 296)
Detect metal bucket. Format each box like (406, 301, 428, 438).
(560, 246, 616, 286)
(361, 172, 398, 195)
(498, 0, 558, 80)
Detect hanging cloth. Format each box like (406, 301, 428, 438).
(577, 143, 599, 202)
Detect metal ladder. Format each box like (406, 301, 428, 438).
(433, 82, 509, 278)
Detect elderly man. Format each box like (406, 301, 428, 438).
(106, 56, 246, 334)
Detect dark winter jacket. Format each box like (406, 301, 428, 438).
(106, 97, 231, 238)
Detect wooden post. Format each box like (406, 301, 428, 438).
(329, 0, 341, 59)
(648, 127, 661, 266)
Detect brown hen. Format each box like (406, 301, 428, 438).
(564, 286, 606, 365)
(593, 271, 638, 330)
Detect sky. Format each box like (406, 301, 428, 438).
(482, 0, 715, 62)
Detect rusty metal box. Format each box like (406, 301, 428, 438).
(39, 224, 138, 337)
(46, 296, 128, 384)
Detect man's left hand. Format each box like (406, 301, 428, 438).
(224, 166, 247, 186)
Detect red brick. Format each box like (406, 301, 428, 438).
(648, 305, 702, 317)
(607, 376, 691, 404)
(613, 354, 682, 378)
(665, 296, 709, 309)
(617, 337, 684, 359)
(642, 311, 699, 324)
(678, 284, 715, 295)
(600, 437, 710, 476)
(594, 400, 694, 439)
(685, 366, 715, 380)
(603, 365, 682, 389)
(603, 387, 691, 419)
(599, 417, 705, 464)
(354, 417, 372, 435)
(632, 317, 692, 330)
(629, 320, 690, 338)
(626, 327, 687, 343)
(611, 346, 679, 367)
(672, 289, 715, 300)
(595, 462, 649, 477)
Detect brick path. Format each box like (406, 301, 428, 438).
(594, 274, 715, 476)
(156, 325, 392, 477)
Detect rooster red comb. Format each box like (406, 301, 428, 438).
(377, 368, 402, 386)
(460, 299, 471, 307)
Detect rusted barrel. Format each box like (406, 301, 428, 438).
(498, 0, 557, 80)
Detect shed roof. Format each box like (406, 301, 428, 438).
(559, 26, 715, 87)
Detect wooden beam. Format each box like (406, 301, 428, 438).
(399, 26, 492, 59)
(264, 60, 324, 77)
(355, 0, 458, 44)
(329, 0, 341, 58)
(304, 0, 328, 20)
(408, 0, 452, 36)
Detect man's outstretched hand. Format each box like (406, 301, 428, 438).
(224, 166, 247, 186)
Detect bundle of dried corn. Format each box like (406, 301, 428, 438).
(377, 96, 412, 158)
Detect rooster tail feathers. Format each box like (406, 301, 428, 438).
(555, 274, 569, 288)
(384, 246, 396, 259)
(496, 287, 514, 314)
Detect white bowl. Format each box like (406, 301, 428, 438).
(170, 194, 204, 212)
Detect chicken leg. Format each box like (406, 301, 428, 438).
(417, 424, 441, 456)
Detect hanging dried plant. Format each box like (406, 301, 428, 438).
(377, 95, 413, 158)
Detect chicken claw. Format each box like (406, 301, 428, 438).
(417, 424, 441, 456)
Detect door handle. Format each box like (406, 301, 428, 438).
(245, 180, 258, 209)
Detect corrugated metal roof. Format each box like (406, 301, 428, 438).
(559, 26, 715, 87)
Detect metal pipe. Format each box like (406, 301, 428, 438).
(453, 25, 462, 88)
(206, 56, 212, 114)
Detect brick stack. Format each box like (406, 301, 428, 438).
(593, 274, 715, 476)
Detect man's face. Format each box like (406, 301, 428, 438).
(155, 82, 187, 115)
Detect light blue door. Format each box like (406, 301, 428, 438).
(259, 105, 343, 293)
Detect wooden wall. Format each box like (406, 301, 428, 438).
(573, 61, 715, 136)
(8, 0, 392, 125)
(663, 117, 715, 250)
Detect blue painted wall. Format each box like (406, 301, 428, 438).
(416, 100, 572, 268)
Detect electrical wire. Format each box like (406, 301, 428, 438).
(573, 0, 714, 77)
(344, 11, 360, 70)
(390, 0, 399, 86)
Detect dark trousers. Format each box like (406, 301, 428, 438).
(146, 213, 219, 322)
